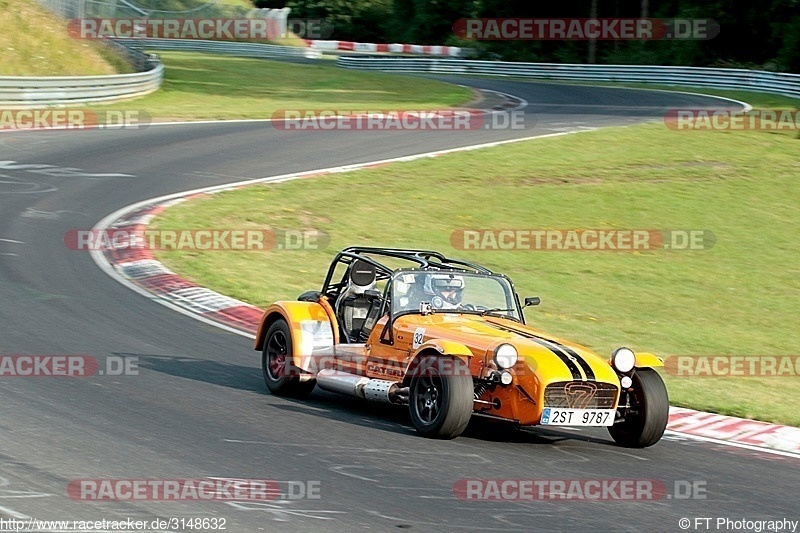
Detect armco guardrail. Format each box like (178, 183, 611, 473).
(337, 57, 800, 99)
(115, 38, 321, 59)
(0, 59, 163, 107)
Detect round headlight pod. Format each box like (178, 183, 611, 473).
(494, 344, 518, 369)
(500, 371, 514, 385)
(620, 375, 633, 389)
(612, 347, 636, 373)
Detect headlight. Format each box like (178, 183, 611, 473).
(494, 344, 518, 369)
(612, 347, 636, 373)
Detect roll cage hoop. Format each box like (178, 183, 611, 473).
(314, 248, 525, 344)
(319, 247, 496, 300)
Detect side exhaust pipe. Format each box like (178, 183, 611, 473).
(316, 369, 408, 404)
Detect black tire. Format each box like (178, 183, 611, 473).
(409, 355, 473, 439)
(608, 368, 669, 448)
(262, 319, 316, 398)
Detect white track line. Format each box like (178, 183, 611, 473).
(89, 129, 580, 341)
(599, 86, 752, 112)
(449, 77, 754, 113)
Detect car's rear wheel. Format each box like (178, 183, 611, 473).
(409, 355, 473, 439)
(262, 319, 315, 398)
(608, 368, 669, 448)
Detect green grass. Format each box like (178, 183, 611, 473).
(0, 0, 127, 75)
(150, 123, 800, 426)
(98, 52, 472, 120)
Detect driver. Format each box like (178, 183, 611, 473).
(424, 273, 465, 309)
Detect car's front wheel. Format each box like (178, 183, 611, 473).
(409, 355, 473, 439)
(608, 368, 669, 448)
(262, 319, 315, 398)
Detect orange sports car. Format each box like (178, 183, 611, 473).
(254, 247, 669, 447)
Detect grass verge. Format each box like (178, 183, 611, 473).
(151, 122, 800, 426)
(98, 51, 472, 120)
(0, 0, 129, 76)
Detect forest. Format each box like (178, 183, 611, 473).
(254, 0, 800, 71)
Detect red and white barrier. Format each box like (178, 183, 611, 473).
(309, 40, 464, 57)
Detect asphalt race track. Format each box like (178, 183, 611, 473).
(1, 77, 795, 531)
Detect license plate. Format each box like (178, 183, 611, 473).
(540, 408, 615, 426)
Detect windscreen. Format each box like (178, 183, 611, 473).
(391, 270, 520, 320)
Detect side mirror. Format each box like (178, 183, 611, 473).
(524, 296, 541, 307)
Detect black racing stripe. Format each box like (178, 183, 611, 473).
(558, 344, 596, 381)
(529, 337, 583, 381)
(488, 322, 595, 380)
(488, 323, 582, 380)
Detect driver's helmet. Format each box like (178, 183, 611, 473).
(424, 273, 465, 308)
